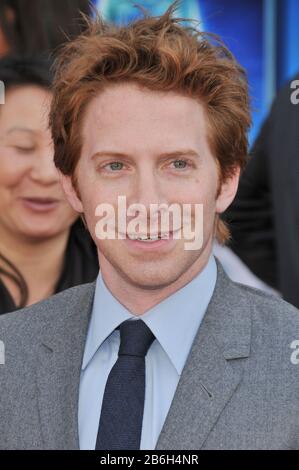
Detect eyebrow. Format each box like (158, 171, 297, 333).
(91, 149, 200, 160)
(6, 127, 36, 135)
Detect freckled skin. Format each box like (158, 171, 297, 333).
(61, 82, 239, 299)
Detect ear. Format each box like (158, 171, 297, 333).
(59, 172, 84, 213)
(215, 166, 240, 214)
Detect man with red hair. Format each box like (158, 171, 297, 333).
(1, 3, 299, 450)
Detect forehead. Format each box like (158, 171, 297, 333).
(0, 86, 51, 134)
(81, 82, 209, 154)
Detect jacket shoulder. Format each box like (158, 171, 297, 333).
(0, 282, 96, 342)
(232, 280, 299, 332)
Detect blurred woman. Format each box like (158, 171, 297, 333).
(0, 0, 91, 57)
(0, 56, 98, 314)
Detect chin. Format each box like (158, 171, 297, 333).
(20, 226, 64, 241)
(123, 265, 183, 290)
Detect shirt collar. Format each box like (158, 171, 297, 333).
(82, 255, 217, 375)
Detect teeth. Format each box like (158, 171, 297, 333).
(127, 233, 173, 241)
(137, 237, 160, 241)
(129, 235, 161, 241)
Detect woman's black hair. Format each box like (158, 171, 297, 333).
(0, 54, 53, 90)
(0, 55, 54, 309)
(0, 0, 91, 56)
(0, 1, 92, 310)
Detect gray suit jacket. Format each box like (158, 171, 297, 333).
(1, 259, 299, 450)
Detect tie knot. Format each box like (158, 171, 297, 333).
(118, 319, 155, 358)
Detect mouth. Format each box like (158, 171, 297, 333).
(20, 197, 61, 213)
(126, 232, 174, 241)
(119, 229, 181, 251)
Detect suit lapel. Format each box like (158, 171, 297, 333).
(156, 259, 251, 450)
(35, 283, 96, 450)
(34, 259, 251, 450)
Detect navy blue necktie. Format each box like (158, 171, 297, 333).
(95, 319, 155, 450)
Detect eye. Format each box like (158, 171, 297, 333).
(105, 161, 124, 171)
(171, 159, 188, 169)
(14, 146, 35, 154)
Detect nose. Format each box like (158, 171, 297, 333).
(29, 143, 59, 185)
(133, 166, 166, 208)
(127, 166, 169, 230)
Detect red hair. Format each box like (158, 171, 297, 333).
(50, 1, 251, 243)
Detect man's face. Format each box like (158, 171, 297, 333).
(62, 82, 239, 289)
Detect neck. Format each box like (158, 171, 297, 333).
(99, 239, 213, 315)
(0, 225, 70, 307)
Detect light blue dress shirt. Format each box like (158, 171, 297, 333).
(78, 255, 217, 450)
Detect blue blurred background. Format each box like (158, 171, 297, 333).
(93, 0, 299, 145)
